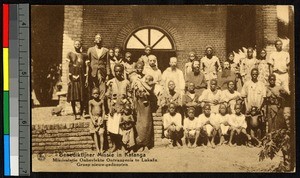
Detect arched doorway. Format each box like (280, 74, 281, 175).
(124, 26, 176, 71)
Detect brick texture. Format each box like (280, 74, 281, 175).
(80, 5, 227, 70)
(32, 112, 163, 153)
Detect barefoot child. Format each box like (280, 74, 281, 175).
(120, 103, 135, 152)
(198, 103, 217, 148)
(215, 104, 231, 145)
(228, 104, 251, 146)
(89, 88, 105, 153)
(163, 102, 183, 148)
(183, 107, 200, 148)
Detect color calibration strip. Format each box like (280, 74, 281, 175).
(3, 4, 30, 176)
(3, 4, 10, 176)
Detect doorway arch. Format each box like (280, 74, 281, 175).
(124, 26, 176, 71)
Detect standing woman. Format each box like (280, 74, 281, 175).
(132, 61, 155, 152)
(106, 64, 131, 152)
(67, 40, 88, 120)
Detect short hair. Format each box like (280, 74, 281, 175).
(251, 68, 259, 74)
(170, 57, 177, 62)
(148, 55, 157, 61)
(206, 45, 213, 50)
(92, 87, 100, 93)
(219, 103, 227, 113)
(168, 80, 175, 85)
(234, 103, 241, 109)
(269, 74, 276, 80)
(189, 51, 196, 56)
(247, 47, 254, 52)
(145, 75, 154, 81)
(125, 52, 132, 56)
(275, 39, 283, 44)
(114, 63, 124, 72)
(187, 106, 195, 112)
(203, 103, 211, 109)
(227, 80, 235, 86)
(228, 52, 234, 57)
(135, 61, 144, 68)
(145, 45, 151, 50)
(94, 33, 101, 38)
(168, 102, 177, 108)
(210, 79, 218, 85)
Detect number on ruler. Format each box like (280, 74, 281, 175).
(22, 121, 27, 124)
(21, 71, 27, 75)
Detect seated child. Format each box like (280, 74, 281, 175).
(215, 104, 231, 145)
(160, 80, 181, 114)
(198, 103, 217, 148)
(228, 104, 251, 147)
(183, 107, 200, 148)
(120, 103, 135, 152)
(182, 82, 200, 116)
(163, 102, 183, 148)
(89, 88, 105, 153)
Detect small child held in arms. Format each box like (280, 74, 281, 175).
(183, 107, 200, 148)
(89, 88, 105, 153)
(163, 102, 183, 148)
(215, 104, 231, 145)
(120, 103, 135, 153)
(228, 104, 251, 147)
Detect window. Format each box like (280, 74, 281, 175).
(125, 27, 174, 50)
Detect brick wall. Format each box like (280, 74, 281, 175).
(32, 112, 163, 154)
(81, 5, 227, 70)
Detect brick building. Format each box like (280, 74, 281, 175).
(32, 5, 293, 103)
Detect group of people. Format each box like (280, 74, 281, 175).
(66, 33, 292, 153)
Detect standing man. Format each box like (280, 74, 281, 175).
(200, 45, 222, 85)
(87, 34, 110, 99)
(240, 47, 258, 83)
(268, 39, 290, 94)
(162, 57, 185, 95)
(241, 68, 266, 113)
(185, 60, 207, 96)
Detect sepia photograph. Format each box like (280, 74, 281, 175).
(31, 5, 295, 172)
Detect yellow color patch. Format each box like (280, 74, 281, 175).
(3, 48, 9, 91)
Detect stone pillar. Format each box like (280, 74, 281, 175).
(61, 5, 84, 94)
(255, 5, 278, 56)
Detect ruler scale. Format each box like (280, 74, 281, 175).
(18, 4, 31, 176)
(9, 4, 19, 176)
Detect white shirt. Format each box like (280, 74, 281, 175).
(241, 80, 266, 110)
(268, 51, 290, 73)
(214, 114, 229, 126)
(163, 113, 182, 129)
(228, 114, 247, 129)
(198, 113, 216, 128)
(184, 117, 200, 130)
(162, 67, 185, 92)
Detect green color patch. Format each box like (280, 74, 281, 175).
(3, 91, 9, 134)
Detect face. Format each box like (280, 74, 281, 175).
(203, 105, 211, 116)
(74, 41, 81, 50)
(269, 76, 276, 86)
(149, 57, 157, 67)
(188, 83, 195, 92)
(168, 81, 175, 91)
(114, 48, 120, 56)
(219, 105, 227, 115)
(228, 54, 234, 61)
(169, 58, 177, 69)
(275, 41, 283, 51)
(206, 48, 213, 55)
(260, 50, 267, 58)
(145, 47, 151, 55)
(92, 89, 100, 99)
(228, 81, 235, 91)
(187, 110, 195, 118)
(136, 64, 144, 73)
(247, 49, 253, 58)
(251, 70, 258, 80)
(224, 62, 230, 69)
(125, 53, 131, 61)
(168, 104, 176, 114)
(210, 80, 217, 91)
(193, 61, 200, 72)
(235, 105, 241, 114)
(94, 35, 102, 45)
(189, 53, 195, 61)
(109, 49, 114, 57)
(145, 76, 154, 85)
(283, 108, 291, 119)
(114, 66, 123, 78)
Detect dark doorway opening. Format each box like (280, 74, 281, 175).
(31, 6, 64, 105)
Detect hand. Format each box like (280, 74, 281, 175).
(85, 79, 88, 88)
(106, 75, 109, 81)
(213, 100, 218, 105)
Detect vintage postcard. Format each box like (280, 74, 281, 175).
(31, 5, 295, 172)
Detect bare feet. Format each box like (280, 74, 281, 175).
(187, 142, 191, 148)
(191, 144, 197, 148)
(211, 142, 216, 149)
